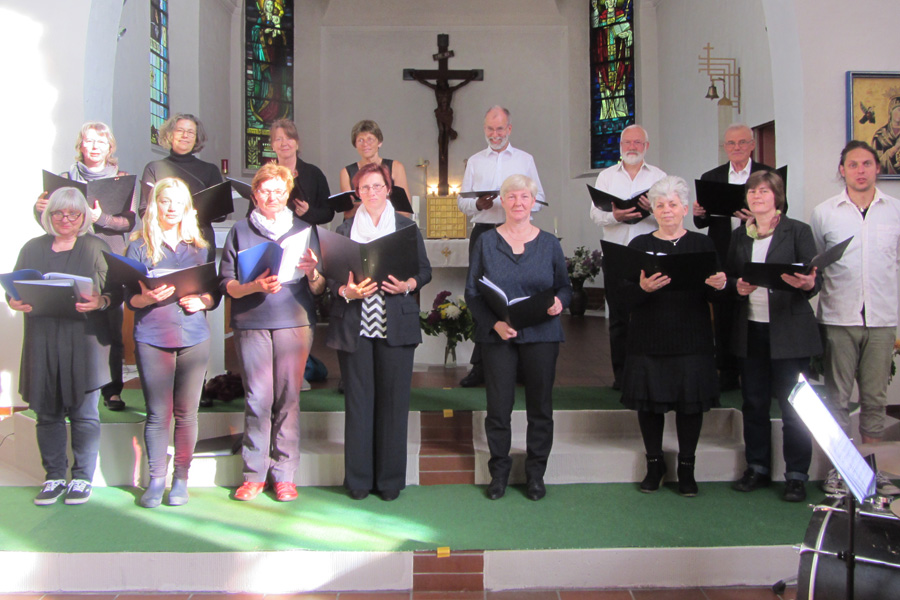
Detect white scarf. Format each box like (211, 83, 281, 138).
(350, 201, 396, 243)
(249, 207, 295, 241)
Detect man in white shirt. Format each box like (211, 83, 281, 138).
(590, 124, 665, 388)
(458, 105, 545, 387)
(693, 123, 775, 392)
(810, 140, 900, 496)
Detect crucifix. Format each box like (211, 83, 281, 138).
(404, 33, 483, 196)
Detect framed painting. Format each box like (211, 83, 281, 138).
(846, 71, 900, 179)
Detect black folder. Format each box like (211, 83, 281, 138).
(192, 181, 234, 223)
(458, 190, 500, 199)
(327, 191, 358, 213)
(13, 280, 84, 319)
(694, 180, 746, 217)
(316, 224, 419, 284)
(226, 177, 254, 200)
(389, 187, 414, 213)
(586, 185, 651, 223)
(42, 170, 135, 216)
(475, 277, 555, 329)
(600, 240, 718, 292)
(740, 235, 852, 291)
(104, 252, 218, 302)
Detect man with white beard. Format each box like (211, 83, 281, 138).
(590, 124, 666, 389)
(457, 105, 546, 387)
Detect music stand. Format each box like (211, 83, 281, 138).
(788, 375, 877, 600)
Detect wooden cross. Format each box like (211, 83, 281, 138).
(404, 34, 483, 196)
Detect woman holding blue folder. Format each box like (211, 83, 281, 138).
(464, 174, 571, 502)
(219, 163, 323, 503)
(125, 177, 219, 508)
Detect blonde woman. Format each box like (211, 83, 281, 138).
(125, 177, 219, 508)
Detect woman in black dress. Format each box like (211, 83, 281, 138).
(619, 175, 726, 497)
(9, 188, 119, 505)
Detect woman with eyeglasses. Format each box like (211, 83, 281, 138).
(9, 188, 120, 506)
(338, 120, 410, 220)
(125, 178, 220, 508)
(139, 113, 224, 243)
(326, 162, 431, 501)
(219, 163, 324, 502)
(34, 122, 135, 412)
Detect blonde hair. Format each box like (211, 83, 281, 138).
(131, 178, 208, 265)
(75, 122, 118, 167)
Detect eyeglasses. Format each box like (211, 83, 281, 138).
(257, 189, 288, 199)
(83, 138, 110, 147)
(355, 136, 379, 147)
(724, 139, 753, 149)
(174, 128, 197, 138)
(358, 183, 386, 194)
(50, 211, 83, 222)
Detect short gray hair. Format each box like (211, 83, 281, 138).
(620, 124, 649, 143)
(500, 174, 538, 199)
(485, 105, 511, 121)
(41, 187, 93, 237)
(159, 113, 209, 152)
(725, 123, 752, 137)
(647, 175, 690, 208)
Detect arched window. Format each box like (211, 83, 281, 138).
(150, 0, 169, 146)
(245, 0, 295, 170)
(590, 0, 635, 168)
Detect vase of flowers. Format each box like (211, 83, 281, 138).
(565, 246, 602, 316)
(420, 291, 475, 367)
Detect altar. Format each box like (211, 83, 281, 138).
(415, 237, 474, 366)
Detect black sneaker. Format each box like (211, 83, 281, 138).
(103, 395, 126, 411)
(64, 479, 92, 505)
(783, 479, 807, 503)
(34, 479, 67, 505)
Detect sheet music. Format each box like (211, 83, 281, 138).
(788, 375, 876, 502)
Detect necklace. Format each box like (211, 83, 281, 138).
(655, 231, 685, 246)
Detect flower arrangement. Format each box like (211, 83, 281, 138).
(566, 246, 603, 283)
(420, 291, 475, 361)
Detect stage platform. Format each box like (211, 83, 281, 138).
(2, 384, 881, 594)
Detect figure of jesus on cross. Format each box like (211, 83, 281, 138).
(404, 34, 483, 196)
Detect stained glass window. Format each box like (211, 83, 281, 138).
(590, 0, 636, 169)
(245, 0, 294, 171)
(150, 0, 169, 146)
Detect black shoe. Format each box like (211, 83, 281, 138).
(337, 378, 344, 394)
(526, 478, 546, 501)
(640, 455, 667, 493)
(380, 489, 400, 501)
(199, 395, 214, 408)
(783, 479, 807, 503)
(487, 477, 507, 500)
(459, 367, 484, 388)
(349, 489, 369, 500)
(103, 394, 125, 411)
(732, 468, 771, 492)
(677, 455, 698, 497)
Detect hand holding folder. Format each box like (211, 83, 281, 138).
(586, 185, 651, 223)
(740, 235, 852, 291)
(475, 276, 555, 330)
(317, 224, 419, 284)
(104, 252, 218, 302)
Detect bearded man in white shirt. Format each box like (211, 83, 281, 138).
(590, 124, 665, 388)
(811, 140, 900, 496)
(457, 106, 545, 387)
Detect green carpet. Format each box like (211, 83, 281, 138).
(24, 386, 752, 423)
(0, 482, 825, 554)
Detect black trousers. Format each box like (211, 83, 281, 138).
(339, 338, 415, 492)
(713, 297, 740, 381)
(467, 223, 499, 368)
(482, 341, 559, 482)
(740, 322, 812, 480)
(602, 261, 627, 384)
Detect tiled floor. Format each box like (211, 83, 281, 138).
(0, 590, 799, 599)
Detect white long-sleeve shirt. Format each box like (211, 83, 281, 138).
(457, 144, 545, 224)
(589, 161, 666, 246)
(810, 187, 900, 327)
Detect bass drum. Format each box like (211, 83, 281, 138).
(798, 497, 900, 599)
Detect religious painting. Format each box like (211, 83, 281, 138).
(245, 0, 294, 171)
(150, 0, 169, 146)
(589, 0, 636, 169)
(847, 71, 900, 179)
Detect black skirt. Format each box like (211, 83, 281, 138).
(620, 353, 719, 414)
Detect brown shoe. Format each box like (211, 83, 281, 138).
(274, 481, 298, 502)
(234, 481, 266, 501)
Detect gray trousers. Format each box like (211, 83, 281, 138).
(136, 339, 210, 479)
(823, 324, 895, 439)
(234, 326, 312, 483)
(35, 389, 101, 481)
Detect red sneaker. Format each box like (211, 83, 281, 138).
(274, 481, 298, 502)
(234, 481, 266, 501)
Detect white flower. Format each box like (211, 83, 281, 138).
(444, 304, 461, 319)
